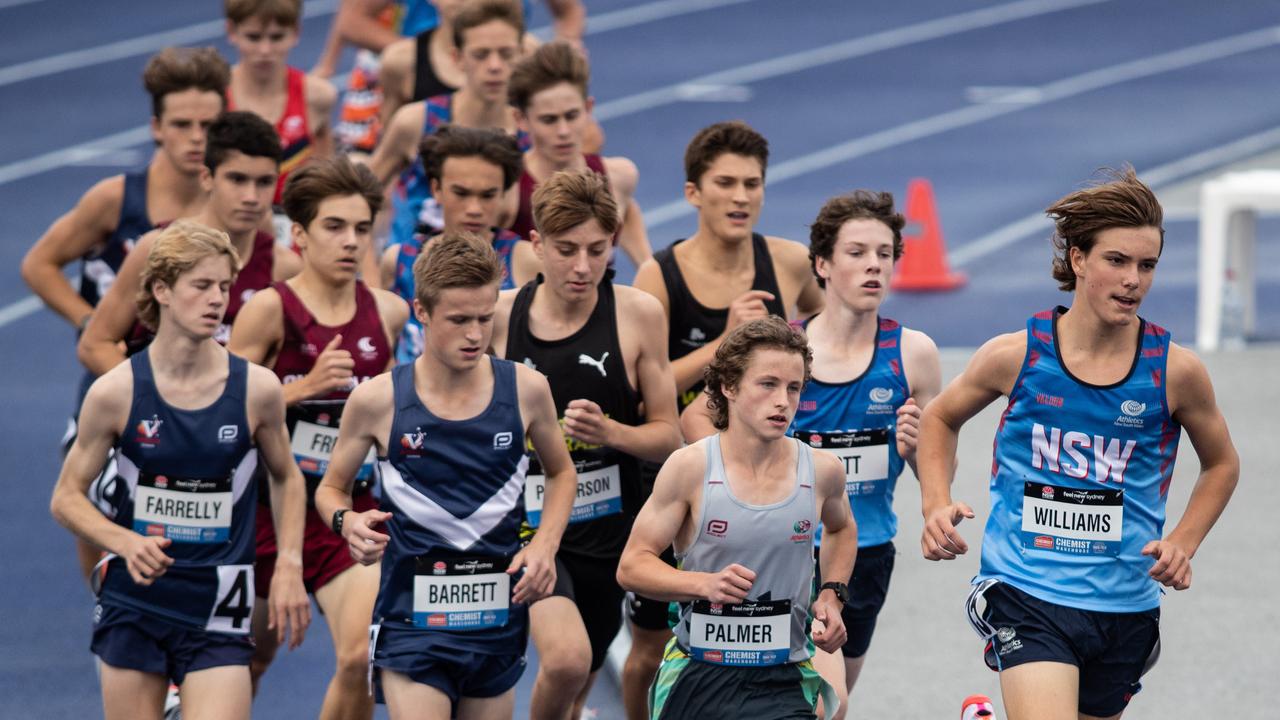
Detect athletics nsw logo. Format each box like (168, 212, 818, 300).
(790, 518, 813, 543)
(1115, 400, 1147, 428)
(869, 387, 893, 403)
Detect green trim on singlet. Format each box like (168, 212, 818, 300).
(649, 638, 691, 719)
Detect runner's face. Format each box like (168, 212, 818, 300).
(457, 20, 521, 103)
(521, 83, 591, 165)
(155, 255, 233, 338)
(432, 156, 506, 235)
(296, 194, 374, 283)
(205, 151, 278, 235)
(1070, 226, 1161, 325)
(817, 218, 896, 313)
(724, 348, 804, 439)
(153, 89, 223, 176)
(418, 284, 500, 371)
(227, 17, 299, 75)
(532, 219, 611, 302)
(686, 153, 764, 244)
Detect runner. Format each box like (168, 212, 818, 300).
(507, 41, 650, 266)
(228, 156, 408, 718)
(21, 46, 228, 581)
(917, 169, 1240, 720)
(626, 120, 823, 717)
(314, 231, 577, 719)
(490, 170, 681, 719)
(381, 125, 537, 364)
(682, 190, 942, 719)
(618, 316, 855, 720)
(78, 111, 303, 377)
(50, 221, 310, 720)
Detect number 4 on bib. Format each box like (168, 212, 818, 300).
(207, 564, 254, 634)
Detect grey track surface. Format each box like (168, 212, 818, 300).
(840, 346, 1276, 719)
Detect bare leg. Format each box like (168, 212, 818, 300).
(457, 689, 517, 720)
(811, 648, 848, 720)
(623, 624, 670, 720)
(100, 662, 167, 720)
(999, 661, 1080, 720)
(528, 596, 592, 720)
(314, 562, 381, 720)
(382, 669, 455, 720)
(178, 664, 252, 720)
(570, 671, 600, 720)
(248, 596, 279, 695)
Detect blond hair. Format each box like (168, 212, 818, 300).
(412, 231, 504, 313)
(137, 221, 241, 330)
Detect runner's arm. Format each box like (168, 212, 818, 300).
(316, 377, 394, 564)
(617, 198, 652, 267)
(20, 177, 122, 328)
(305, 75, 339, 159)
(509, 240, 542, 287)
(77, 232, 156, 376)
(331, 0, 400, 53)
(678, 395, 718, 443)
(814, 450, 856, 593)
(227, 287, 284, 369)
(545, 0, 586, 46)
(1161, 344, 1240, 560)
(899, 328, 943, 477)
(377, 38, 414, 128)
(368, 104, 421, 187)
(602, 291, 681, 462)
(272, 244, 304, 281)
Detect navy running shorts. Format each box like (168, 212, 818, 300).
(373, 625, 526, 705)
(90, 602, 253, 685)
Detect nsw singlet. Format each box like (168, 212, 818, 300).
(391, 228, 519, 364)
(412, 28, 456, 101)
(81, 169, 153, 308)
(656, 234, 786, 411)
(791, 317, 910, 548)
(505, 273, 641, 559)
(375, 357, 530, 653)
(673, 435, 818, 666)
(510, 154, 611, 242)
(271, 280, 391, 496)
(228, 67, 312, 205)
(980, 307, 1180, 613)
(99, 350, 259, 634)
(389, 93, 532, 253)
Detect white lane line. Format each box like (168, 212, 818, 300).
(950, 124, 1280, 267)
(593, 0, 1113, 120)
(0, 0, 45, 9)
(0, 0, 338, 89)
(533, 0, 762, 40)
(0, 296, 42, 327)
(0, 0, 1105, 190)
(640, 25, 1280, 231)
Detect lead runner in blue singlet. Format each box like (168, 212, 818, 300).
(50, 221, 310, 720)
(315, 231, 577, 720)
(917, 169, 1240, 720)
(681, 190, 943, 719)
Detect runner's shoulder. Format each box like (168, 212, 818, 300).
(304, 72, 338, 113)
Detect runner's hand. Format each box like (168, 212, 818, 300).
(724, 291, 775, 333)
(121, 534, 173, 586)
(1143, 539, 1193, 590)
(702, 563, 755, 603)
(563, 399, 614, 446)
(509, 539, 556, 604)
(343, 509, 392, 565)
(304, 334, 355, 397)
(268, 563, 311, 650)
(896, 398, 922, 460)
(810, 590, 847, 653)
(921, 501, 974, 560)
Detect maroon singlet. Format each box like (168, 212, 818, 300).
(511, 153, 613, 241)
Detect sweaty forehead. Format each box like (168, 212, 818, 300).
(744, 347, 806, 379)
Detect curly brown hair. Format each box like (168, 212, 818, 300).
(1047, 167, 1164, 291)
(702, 317, 812, 431)
(808, 190, 905, 288)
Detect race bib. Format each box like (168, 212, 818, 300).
(292, 420, 375, 480)
(1021, 481, 1123, 556)
(802, 429, 891, 497)
(133, 473, 233, 543)
(524, 464, 622, 527)
(689, 599, 791, 667)
(412, 556, 511, 631)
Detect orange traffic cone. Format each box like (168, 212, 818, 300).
(891, 178, 967, 291)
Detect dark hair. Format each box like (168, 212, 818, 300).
(282, 156, 384, 229)
(420, 124, 523, 191)
(204, 111, 282, 174)
(224, 0, 301, 27)
(684, 120, 769, 186)
(808, 190, 906, 288)
(532, 170, 619, 237)
(702, 317, 812, 431)
(143, 47, 230, 119)
(452, 0, 524, 49)
(508, 41, 589, 111)
(1046, 167, 1164, 291)
(413, 231, 505, 313)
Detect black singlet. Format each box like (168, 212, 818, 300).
(412, 28, 457, 102)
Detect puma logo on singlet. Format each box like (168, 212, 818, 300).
(578, 352, 609, 377)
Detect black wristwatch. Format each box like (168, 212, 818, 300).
(819, 581, 849, 604)
(331, 508, 350, 536)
